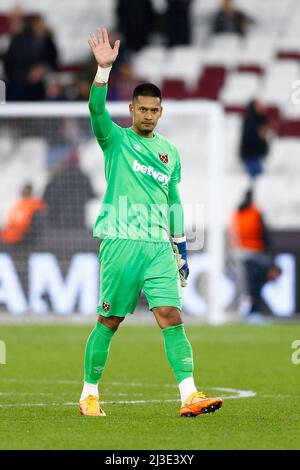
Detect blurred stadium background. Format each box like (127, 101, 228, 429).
(0, 0, 300, 321)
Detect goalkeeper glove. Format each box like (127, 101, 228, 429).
(171, 236, 189, 287)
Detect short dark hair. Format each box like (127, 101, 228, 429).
(133, 83, 162, 102)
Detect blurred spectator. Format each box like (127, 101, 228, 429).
(7, 5, 25, 36)
(239, 99, 271, 178)
(108, 61, 141, 101)
(74, 55, 99, 101)
(46, 77, 68, 102)
(31, 16, 58, 67)
(0, 183, 46, 245)
(229, 189, 271, 254)
(43, 149, 96, 229)
(116, 0, 156, 51)
(228, 189, 281, 316)
(4, 13, 58, 101)
(166, 0, 193, 47)
(244, 258, 282, 317)
(212, 0, 253, 37)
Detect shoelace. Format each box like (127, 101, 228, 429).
(183, 391, 207, 406)
(86, 395, 99, 412)
(194, 391, 207, 399)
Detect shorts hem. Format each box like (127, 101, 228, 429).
(148, 300, 182, 311)
(97, 307, 134, 318)
(95, 235, 170, 244)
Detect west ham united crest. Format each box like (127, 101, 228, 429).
(102, 302, 111, 312)
(159, 153, 168, 164)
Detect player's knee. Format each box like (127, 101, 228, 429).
(98, 315, 124, 331)
(155, 306, 181, 318)
(153, 306, 182, 327)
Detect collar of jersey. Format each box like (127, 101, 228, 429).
(128, 127, 158, 142)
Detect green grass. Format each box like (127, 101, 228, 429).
(0, 323, 300, 450)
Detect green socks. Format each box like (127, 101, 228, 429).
(84, 321, 116, 384)
(84, 321, 194, 387)
(162, 323, 194, 383)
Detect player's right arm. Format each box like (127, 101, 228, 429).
(88, 28, 120, 143)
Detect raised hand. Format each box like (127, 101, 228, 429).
(88, 28, 120, 68)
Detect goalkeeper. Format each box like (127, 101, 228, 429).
(79, 28, 223, 417)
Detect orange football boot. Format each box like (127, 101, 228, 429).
(79, 395, 106, 417)
(180, 391, 223, 417)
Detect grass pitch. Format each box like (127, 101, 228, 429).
(0, 322, 299, 450)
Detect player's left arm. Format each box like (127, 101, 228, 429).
(168, 181, 189, 287)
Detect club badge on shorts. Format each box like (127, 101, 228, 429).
(102, 301, 111, 312)
(159, 153, 168, 164)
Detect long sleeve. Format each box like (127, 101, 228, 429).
(168, 182, 184, 237)
(89, 84, 113, 144)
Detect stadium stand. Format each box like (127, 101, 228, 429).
(0, 0, 300, 233)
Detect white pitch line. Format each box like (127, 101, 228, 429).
(0, 392, 143, 397)
(0, 392, 55, 396)
(0, 378, 81, 385)
(0, 378, 256, 407)
(1, 379, 178, 387)
(0, 378, 254, 394)
(10, 395, 300, 409)
(211, 387, 256, 399)
(0, 388, 256, 408)
(0, 378, 256, 400)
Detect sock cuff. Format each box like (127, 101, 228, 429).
(96, 321, 117, 337)
(162, 323, 185, 337)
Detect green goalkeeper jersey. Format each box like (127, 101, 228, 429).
(89, 84, 182, 242)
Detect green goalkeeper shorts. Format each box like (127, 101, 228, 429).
(97, 238, 182, 317)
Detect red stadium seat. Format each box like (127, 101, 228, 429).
(0, 15, 9, 36)
(237, 65, 264, 75)
(161, 79, 190, 99)
(278, 119, 300, 137)
(192, 66, 226, 100)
